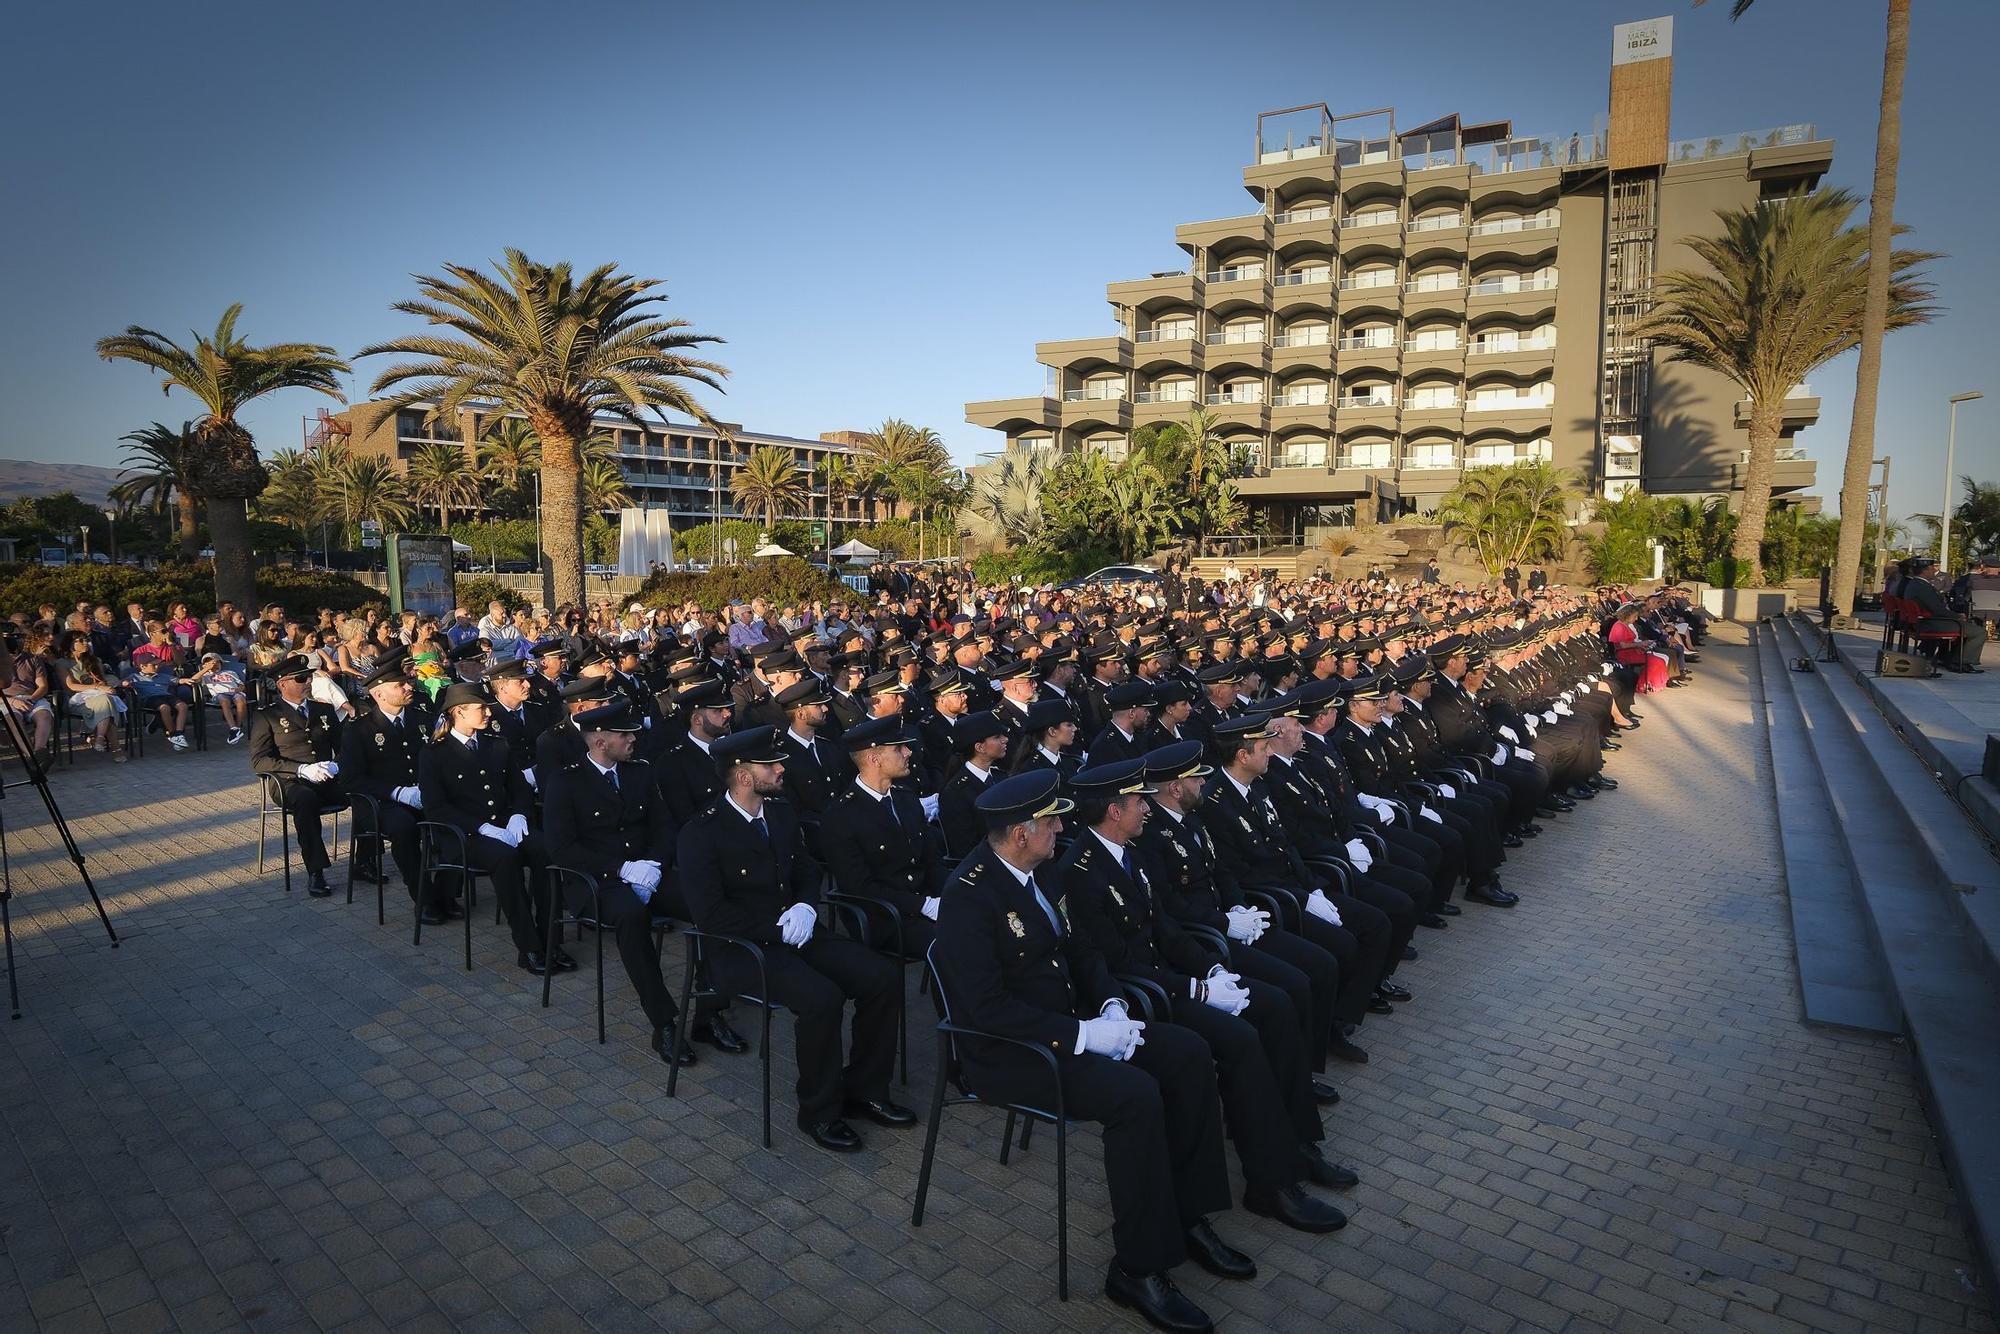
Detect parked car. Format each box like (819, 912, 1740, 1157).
(1059, 564, 1163, 590)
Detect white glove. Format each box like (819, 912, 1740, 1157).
(523, 766, 537, 790)
(1541, 711, 1559, 725)
(391, 784, 421, 807)
(778, 902, 816, 947)
(297, 762, 330, 783)
(921, 896, 941, 922)
(1436, 783, 1457, 799)
(321, 760, 340, 779)
(478, 822, 518, 848)
(1554, 703, 1573, 717)
(1200, 968, 1250, 1015)
(1343, 838, 1374, 872)
(1099, 998, 1130, 1021)
(505, 813, 529, 841)
(1560, 691, 1574, 704)
(1224, 906, 1269, 943)
(1524, 717, 1539, 734)
(1419, 804, 1444, 825)
(1497, 726, 1519, 744)
(1078, 1016, 1146, 1061)
(1371, 804, 1394, 824)
(1305, 888, 1343, 927)
(620, 859, 661, 890)
(1517, 747, 1536, 762)
(920, 793, 941, 822)
(1491, 744, 1510, 766)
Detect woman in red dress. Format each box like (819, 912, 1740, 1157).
(1608, 603, 1670, 693)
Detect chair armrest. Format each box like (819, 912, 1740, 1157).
(1114, 974, 1171, 1022)
(1182, 923, 1230, 957)
(1240, 884, 1301, 933)
(1300, 857, 1351, 895)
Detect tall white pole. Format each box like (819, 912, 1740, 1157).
(1942, 391, 1984, 566)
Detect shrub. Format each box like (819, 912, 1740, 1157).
(636, 557, 848, 610)
(0, 561, 384, 619)
(456, 576, 531, 616)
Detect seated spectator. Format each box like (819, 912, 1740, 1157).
(166, 601, 203, 652)
(296, 628, 356, 718)
(125, 651, 193, 751)
(1899, 557, 1987, 673)
(57, 630, 127, 761)
(5, 625, 58, 765)
(191, 652, 250, 744)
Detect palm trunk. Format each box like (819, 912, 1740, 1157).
(439, 501, 450, 534)
(535, 425, 585, 609)
(1732, 405, 1783, 585)
(176, 491, 201, 561)
(208, 497, 258, 612)
(1831, 0, 1909, 614)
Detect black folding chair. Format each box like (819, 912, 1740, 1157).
(344, 792, 389, 922)
(413, 821, 492, 970)
(538, 866, 672, 1045)
(911, 943, 1078, 1300)
(666, 925, 788, 1149)
(804, 815, 927, 1087)
(257, 773, 344, 896)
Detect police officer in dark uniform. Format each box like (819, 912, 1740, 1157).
(1057, 759, 1355, 1226)
(935, 710, 1007, 859)
(817, 716, 946, 955)
(1008, 698, 1082, 782)
(338, 655, 428, 909)
(535, 675, 615, 776)
(419, 683, 561, 973)
(656, 680, 732, 826)
(248, 654, 347, 896)
(775, 677, 848, 816)
(676, 726, 909, 1153)
(1088, 681, 1154, 767)
(486, 659, 556, 797)
(934, 770, 1243, 1334)
(527, 637, 569, 710)
(542, 700, 698, 1066)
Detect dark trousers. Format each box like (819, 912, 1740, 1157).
(654, 878, 727, 1023)
(1374, 827, 1448, 910)
(279, 779, 345, 872)
(1236, 927, 1338, 1073)
(358, 801, 421, 896)
(713, 934, 898, 1127)
(966, 1021, 1231, 1275)
(863, 912, 938, 960)
(1295, 892, 1389, 1026)
(589, 877, 678, 1032)
(464, 831, 549, 957)
(1168, 979, 1320, 1189)
(1342, 877, 1416, 980)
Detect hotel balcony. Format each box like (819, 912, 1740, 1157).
(1271, 331, 1334, 370)
(1467, 272, 1558, 315)
(1731, 445, 1817, 495)
(965, 395, 1056, 433)
(1733, 385, 1821, 431)
(1272, 204, 1336, 245)
(1463, 393, 1554, 430)
(1465, 334, 1556, 373)
(1036, 334, 1131, 372)
(1176, 212, 1271, 253)
(1334, 392, 1399, 430)
(1469, 210, 1561, 256)
(1400, 334, 1463, 368)
(1108, 270, 1201, 307)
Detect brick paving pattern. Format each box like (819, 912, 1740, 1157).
(0, 626, 1991, 1332)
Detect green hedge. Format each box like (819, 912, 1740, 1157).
(455, 576, 532, 616)
(635, 558, 849, 610)
(0, 561, 385, 618)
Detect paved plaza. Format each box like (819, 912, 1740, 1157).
(0, 628, 1992, 1334)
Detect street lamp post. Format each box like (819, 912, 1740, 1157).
(104, 509, 118, 565)
(79, 524, 90, 562)
(1940, 391, 1984, 567)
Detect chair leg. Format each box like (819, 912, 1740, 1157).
(542, 876, 559, 1010)
(257, 805, 268, 874)
(667, 944, 698, 1096)
(281, 808, 292, 896)
(1055, 1117, 1069, 1301)
(999, 1110, 1017, 1166)
(1020, 1117, 1035, 1151)
(413, 844, 428, 947)
(911, 1037, 950, 1227)
(463, 872, 474, 971)
(594, 886, 605, 1044)
(760, 1002, 773, 1151)
(375, 850, 386, 927)
(896, 964, 909, 1087)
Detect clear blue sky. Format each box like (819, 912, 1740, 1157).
(1, 0, 1993, 522)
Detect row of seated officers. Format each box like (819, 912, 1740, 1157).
(249, 617, 1629, 1334)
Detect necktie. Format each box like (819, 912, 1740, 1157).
(1120, 847, 1136, 881)
(608, 766, 620, 792)
(466, 734, 478, 753)
(752, 813, 769, 843)
(1026, 875, 1062, 935)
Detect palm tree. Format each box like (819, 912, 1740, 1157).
(583, 456, 632, 513)
(1707, 0, 1910, 606)
(1436, 461, 1575, 576)
(815, 455, 857, 536)
(1105, 463, 1179, 563)
(255, 448, 328, 556)
(1631, 189, 1935, 584)
(116, 421, 203, 558)
(358, 249, 728, 607)
(330, 452, 416, 541)
(975, 440, 1051, 546)
(97, 305, 349, 608)
(1953, 477, 2000, 553)
(857, 419, 949, 520)
(731, 445, 807, 530)
(405, 439, 484, 532)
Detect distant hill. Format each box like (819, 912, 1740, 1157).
(0, 459, 126, 509)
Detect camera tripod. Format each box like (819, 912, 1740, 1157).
(0, 697, 118, 1019)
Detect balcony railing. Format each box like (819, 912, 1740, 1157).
(1205, 329, 1266, 346)
(1338, 333, 1396, 350)
(1274, 205, 1333, 224)
(1469, 335, 1556, 355)
(1205, 265, 1265, 283)
(1276, 388, 1331, 407)
(1273, 269, 1332, 287)
(1670, 124, 1817, 165)
(1340, 212, 1399, 230)
(1135, 326, 1197, 343)
(1272, 330, 1331, 348)
(1271, 449, 1331, 470)
(1467, 132, 1606, 175)
(1063, 387, 1126, 402)
(1470, 211, 1561, 237)
(1403, 394, 1462, 411)
(1404, 335, 1461, 352)
(1466, 448, 1552, 468)
(1404, 274, 1465, 293)
(1407, 213, 1465, 233)
(1135, 389, 1198, 404)
(1402, 452, 1461, 470)
(1337, 392, 1396, 410)
(1471, 274, 1558, 295)
(1205, 389, 1265, 405)
(1466, 394, 1553, 413)
(1338, 273, 1397, 291)
(1338, 452, 1394, 471)
(1738, 446, 1809, 463)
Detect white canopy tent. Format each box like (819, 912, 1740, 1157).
(827, 539, 881, 561)
(752, 541, 794, 559)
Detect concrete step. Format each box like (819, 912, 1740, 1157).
(1767, 614, 2000, 1296)
(1751, 624, 1898, 1033)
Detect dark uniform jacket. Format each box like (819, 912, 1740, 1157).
(249, 697, 342, 778)
(817, 782, 947, 922)
(675, 796, 821, 946)
(338, 704, 424, 803)
(542, 756, 677, 885)
(1263, 754, 1349, 859)
(1057, 833, 1222, 990)
(656, 736, 725, 827)
(777, 728, 851, 817)
(1334, 717, 1406, 801)
(936, 762, 998, 859)
(418, 731, 532, 838)
(1202, 771, 1312, 889)
(1086, 722, 1146, 769)
(1136, 805, 1235, 934)
(489, 698, 558, 784)
(535, 717, 588, 776)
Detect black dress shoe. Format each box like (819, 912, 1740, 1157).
(1183, 1219, 1256, 1281)
(443, 900, 466, 920)
(1104, 1265, 1213, 1334)
(1418, 912, 1448, 929)
(1439, 902, 1462, 916)
(551, 947, 579, 972)
(1601, 740, 1623, 752)
(653, 1026, 696, 1067)
(418, 905, 450, 925)
(1593, 776, 1619, 790)
(1568, 784, 1596, 800)
(306, 870, 332, 898)
(1310, 1075, 1342, 1105)
(1245, 1183, 1348, 1233)
(1402, 944, 1419, 961)
(1377, 979, 1411, 1002)
(803, 1118, 865, 1153)
(1521, 822, 1544, 836)
(842, 1097, 917, 1128)
(1302, 1149, 1360, 1190)
(1366, 994, 1394, 1016)
(517, 952, 549, 976)
(1329, 1035, 1370, 1064)
(691, 1014, 749, 1054)
(1502, 833, 1525, 848)
(1466, 885, 1519, 907)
